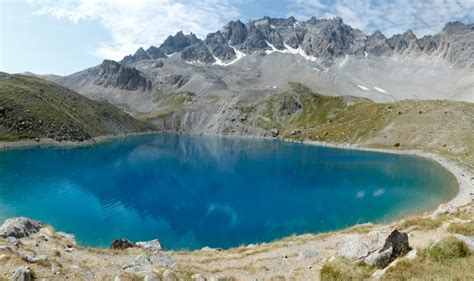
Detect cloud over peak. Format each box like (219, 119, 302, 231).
(30, 0, 240, 60)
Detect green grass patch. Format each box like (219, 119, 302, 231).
(447, 221, 474, 236)
(427, 236, 470, 261)
(398, 217, 443, 230)
(320, 257, 375, 281)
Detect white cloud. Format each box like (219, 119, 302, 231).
(290, 0, 474, 37)
(29, 0, 240, 60)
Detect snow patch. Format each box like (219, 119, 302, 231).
(374, 87, 388, 93)
(264, 41, 318, 62)
(357, 85, 369, 91)
(212, 44, 246, 66)
(312, 67, 321, 72)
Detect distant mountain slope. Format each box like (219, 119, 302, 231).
(0, 72, 151, 142)
(49, 17, 473, 111)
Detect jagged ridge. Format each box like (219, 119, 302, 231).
(121, 16, 473, 68)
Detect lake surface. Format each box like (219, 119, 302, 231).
(0, 133, 457, 249)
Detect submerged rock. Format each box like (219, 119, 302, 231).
(0, 217, 42, 238)
(110, 238, 135, 250)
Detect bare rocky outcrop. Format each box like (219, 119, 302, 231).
(0, 217, 42, 239)
(364, 230, 410, 268)
(110, 238, 135, 250)
(337, 229, 410, 268)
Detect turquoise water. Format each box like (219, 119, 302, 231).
(0, 133, 457, 249)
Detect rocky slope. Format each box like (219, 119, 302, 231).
(49, 17, 473, 113)
(0, 72, 151, 142)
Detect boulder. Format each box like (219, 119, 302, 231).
(24, 253, 48, 263)
(364, 230, 410, 268)
(162, 269, 178, 281)
(136, 239, 163, 251)
(271, 128, 279, 137)
(110, 238, 135, 250)
(454, 234, 474, 251)
(0, 217, 42, 238)
(12, 266, 32, 281)
(337, 229, 390, 259)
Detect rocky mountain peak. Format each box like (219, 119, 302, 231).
(442, 21, 471, 34)
(94, 60, 151, 91)
(117, 16, 473, 68)
(159, 31, 202, 55)
(222, 20, 247, 45)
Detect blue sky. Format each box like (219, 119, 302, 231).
(1, 0, 473, 75)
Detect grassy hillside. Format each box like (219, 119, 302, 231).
(233, 82, 474, 169)
(0, 72, 151, 142)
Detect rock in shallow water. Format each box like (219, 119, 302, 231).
(0, 217, 42, 238)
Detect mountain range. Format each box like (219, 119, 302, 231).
(40, 16, 473, 136)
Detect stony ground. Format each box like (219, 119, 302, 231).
(0, 203, 472, 281)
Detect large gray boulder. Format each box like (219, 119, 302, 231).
(0, 217, 43, 238)
(337, 229, 390, 259)
(364, 229, 410, 268)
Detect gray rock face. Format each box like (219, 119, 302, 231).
(160, 31, 201, 55)
(12, 266, 32, 281)
(337, 229, 390, 259)
(0, 217, 42, 238)
(93, 60, 151, 91)
(119, 17, 473, 68)
(181, 43, 215, 64)
(204, 31, 236, 61)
